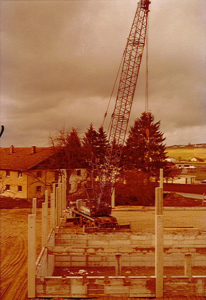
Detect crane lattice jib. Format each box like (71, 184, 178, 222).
(100, 0, 150, 189)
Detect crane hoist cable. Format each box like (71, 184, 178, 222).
(102, 54, 125, 131)
(145, 13, 149, 113)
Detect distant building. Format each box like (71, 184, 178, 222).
(0, 146, 59, 200)
(165, 157, 176, 162)
(175, 163, 196, 169)
(190, 157, 204, 162)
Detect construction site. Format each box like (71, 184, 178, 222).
(1, 0, 205, 299)
(25, 170, 206, 299)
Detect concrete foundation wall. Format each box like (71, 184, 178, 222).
(36, 275, 206, 298)
(54, 232, 206, 268)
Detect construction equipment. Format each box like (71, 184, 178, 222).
(68, 0, 150, 227)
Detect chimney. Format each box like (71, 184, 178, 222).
(31, 146, 36, 155)
(10, 145, 14, 155)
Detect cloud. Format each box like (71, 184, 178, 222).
(1, 0, 205, 147)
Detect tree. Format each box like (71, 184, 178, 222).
(122, 112, 167, 179)
(96, 126, 109, 164)
(82, 124, 108, 165)
(82, 124, 98, 164)
(49, 127, 85, 170)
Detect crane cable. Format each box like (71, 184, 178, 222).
(145, 13, 149, 113)
(102, 53, 125, 131)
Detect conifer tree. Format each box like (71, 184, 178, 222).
(122, 112, 167, 179)
(96, 126, 109, 164)
(82, 124, 98, 163)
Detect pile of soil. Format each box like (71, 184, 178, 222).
(0, 197, 44, 209)
(163, 192, 203, 207)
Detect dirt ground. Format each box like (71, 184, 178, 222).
(0, 197, 206, 299)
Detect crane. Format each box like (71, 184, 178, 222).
(69, 0, 151, 227)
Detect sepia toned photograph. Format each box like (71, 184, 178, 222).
(0, 0, 206, 299)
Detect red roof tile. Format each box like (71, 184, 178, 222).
(0, 146, 54, 171)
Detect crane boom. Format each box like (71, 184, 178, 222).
(68, 0, 150, 220)
(97, 0, 150, 212)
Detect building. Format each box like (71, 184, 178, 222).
(0, 145, 59, 200)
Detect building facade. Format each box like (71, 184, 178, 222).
(0, 146, 59, 200)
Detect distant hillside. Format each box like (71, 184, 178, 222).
(167, 143, 206, 149)
(166, 145, 206, 161)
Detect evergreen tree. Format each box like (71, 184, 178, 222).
(122, 112, 167, 179)
(96, 126, 109, 164)
(83, 124, 109, 165)
(82, 124, 98, 163)
(49, 127, 84, 169)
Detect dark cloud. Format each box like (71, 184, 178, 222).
(1, 0, 205, 147)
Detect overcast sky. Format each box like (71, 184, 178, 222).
(1, 0, 206, 147)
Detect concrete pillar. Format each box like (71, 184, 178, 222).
(115, 254, 122, 276)
(155, 187, 163, 215)
(155, 187, 164, 298)
(58, 180, 62, 217)
(45, 189, 48, 216)
(28, 214, 36, 298)
(32, 198, 37, 215)
(61, 169, 67, 210)
(42, 202, 48, 248)
(111, 187, 115, 208)
(159, 168, 163, 189)
(56, 187, 60, 226)
(50, 192, 55, 229)
(185, 253, 192, 280)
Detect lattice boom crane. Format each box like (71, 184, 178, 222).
(69, 0, 150, 224)
(96, 0, 151, 215)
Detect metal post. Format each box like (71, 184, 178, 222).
(28, 214, 36, 298)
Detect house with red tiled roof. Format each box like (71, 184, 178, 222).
(0, 145, 59, 200)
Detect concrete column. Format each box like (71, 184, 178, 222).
(61, 169, 67, 210)
(28, 214, 36, 298)
(32, 198, 37, 215)
(42, 202, 48, 248)
(56, 187, 60, 226)
(50, 192, 55, 229)
(159, 168, 163, 189)
(115, 254, 122, 276)
(155, 187, 163, 215)
(58, 181, 62, 217)
(155, 187, 164, 298)
(184, 253, 192, 280)
(45, 189, 48, 216)
(111, 187, 115, 208)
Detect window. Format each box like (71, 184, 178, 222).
(6, 184, 10, 191)
(36, 186, 41, 192)
(18, 171, 22, 178)
(37, 171, 42, 178)
(6, 170, 10, 177)
(18, 186, 22, 192)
